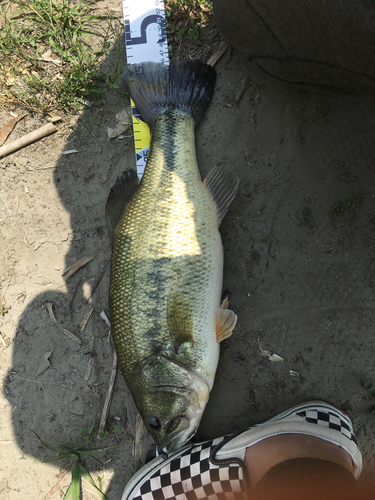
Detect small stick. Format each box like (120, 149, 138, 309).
(79, 308, 93, 332)
(63, 255, 95, 280)
(86, 267, 107, 302)
(69, 278, 83, 317)
(62, 328, 82, 345)
(45, 302, 57, 324)
(133, 414, 146, 469)
(98, 349, 118, 438)
(84, 357, 94, 381)
(0, 123, 57, 158)
(42, 468, 73, 500)
(235, 75, 249, 102)
(207, 42, 229, 67)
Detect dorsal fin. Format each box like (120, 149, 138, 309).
(106, 169, 139, 242)
(204, 165, 239, 225)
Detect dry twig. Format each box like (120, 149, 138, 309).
(0, 123, 57, 158)
(63, 256, 94, 280)
(207, 42, 229, 67)
(62, 329, 82, 345)
(98, 350, 118, 438)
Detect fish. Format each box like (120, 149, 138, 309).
(106, 60, 238, 452)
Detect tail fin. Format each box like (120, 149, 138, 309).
(123, 61, 216, 127)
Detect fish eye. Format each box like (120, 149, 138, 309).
(148, 417, 161, 430)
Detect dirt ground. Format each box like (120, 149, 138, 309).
(2, 2, 375, 499)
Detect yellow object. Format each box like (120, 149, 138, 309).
(131, 98, 150, 152)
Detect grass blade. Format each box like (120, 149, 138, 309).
(63, 483, 73, 500)
(71, 458, 80, 500)
(33, 430, 67, 453)
(77, 414, 97, 440)
(79, 450, 104, 467)
(79, 465, 108, 499)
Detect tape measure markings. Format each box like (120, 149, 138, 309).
(122, 0, 169, 178)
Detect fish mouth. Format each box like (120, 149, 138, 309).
(154, 379, 209, 452)
(159, 421, 198, 453)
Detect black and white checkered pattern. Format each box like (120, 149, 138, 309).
(133, 437, 247, 500)
(295, 407, 358, 445)
(126, 402, 360, 500)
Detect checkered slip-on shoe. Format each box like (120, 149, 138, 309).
(122, 401, 362, 500)
(122, 437, 249, 500)
(215, 400, 362, 479)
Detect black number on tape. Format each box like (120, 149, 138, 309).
(125, 14, 166, 46)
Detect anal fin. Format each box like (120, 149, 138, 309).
(215, 308, 237, 342)
(204, 165, 239, 225)
(220, 296, 229, 309)
(106, 169, 139, 242)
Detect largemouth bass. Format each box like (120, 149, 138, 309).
(106, 61, 238, 452)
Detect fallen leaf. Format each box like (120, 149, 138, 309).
(46, 116, 62, 123)
(269, 353, 284, 363)
(36, 350, 53, 376)
(40, 49, 52, 59)
(107, 121, 130, 139)
(39, 49, 62, 66)
(0, 113, 28, 146)
(116, 108, 130, 122)
(100, 310, 111, 329)
(62, 256, 94, 279)
(62, 149, 79, 155)
(258, 339, 283, 362)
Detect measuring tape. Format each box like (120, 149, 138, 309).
(122, 0, 170, 178)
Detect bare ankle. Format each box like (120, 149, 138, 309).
(244, 433, 354, 487)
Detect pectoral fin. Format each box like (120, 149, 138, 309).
(106, 169, 139, 242)
(167, 293, 194, 351)
(215, 308, 237, 342)
(204, 165, 239, 225)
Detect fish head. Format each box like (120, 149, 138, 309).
(134, 355, 210, 452)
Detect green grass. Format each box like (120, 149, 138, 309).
(330, 193, 362, 225)
(0, 0, 122, 113)
(33, 417, 124, 500)
(165, 0, 212, 45)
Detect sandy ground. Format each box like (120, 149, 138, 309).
(2, 2, 375, 499)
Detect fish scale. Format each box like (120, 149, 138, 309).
(107, 61, 238, 451)
(111, 111, 221, 381)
